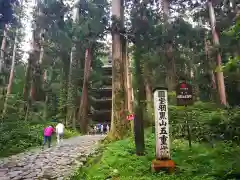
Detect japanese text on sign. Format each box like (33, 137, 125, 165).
(176, 82, 193, 106)
(153, 89, 170, 160)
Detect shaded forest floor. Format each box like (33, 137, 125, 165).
(71, 130, 240, 180)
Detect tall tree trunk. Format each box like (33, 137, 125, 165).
(66, 1, 80, 128)
(67, 44, 79, 129)
(0, 24, 7, 111)
(29, 28, 43, 102)
(25, 15, 41, 119)
(121, 0, 128, 113)
(144, 64, 153, 124)
(29, 50, 39, 102)
(122, 37, 128, 113)
(23, 56, 33, 101)
(59, 52, 70, 124)
(208, 0, 227, 106)
(78, 48, 92, 134)
(43, 67, 53, 119)
(0, 24, 7, 78)
(134, 51, 145, 155)
(126, 48, 134, 131)
(162, 0, 176, 91)
(29, 0, 43, 103)
(109, 0, 130, 140)
(204, 37, 217, 102)
(23, 52, 34, 119)
(2, 32, 17, 114)
(39, 29, 46, 101)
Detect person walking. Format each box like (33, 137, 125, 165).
(106, 124, 110, 133)
(43, 125, 55, 149)
(94, 125, 97, 134)
(56, 122, 64, 145)
(97, 123, 101, 134)
(100, 124, 104, 134)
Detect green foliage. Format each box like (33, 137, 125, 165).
(223, 56, 240, 106)
(168, 91, 176, 105)
(169, 102, 240, 143)
(71, 129, 240, 180)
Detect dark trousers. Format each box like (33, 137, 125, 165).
(43, 136, 52, 148)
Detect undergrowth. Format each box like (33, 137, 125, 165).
(71, 130, 240, 180)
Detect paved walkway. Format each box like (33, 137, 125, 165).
(0, 135, 105, 180)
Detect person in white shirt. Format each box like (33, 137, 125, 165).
(94, 125, 97, 134)
(56, 123, 64, 145)
(106, 124, 110, 133)
(100, 124, 104, 134)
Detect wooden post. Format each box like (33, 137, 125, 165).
(151, 87, 175, 173)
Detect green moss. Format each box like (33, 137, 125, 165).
(71, 130, 240, 180)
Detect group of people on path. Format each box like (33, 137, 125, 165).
(93, 123, 110, 134)
(43, 122, 65, 149)
(43, 122, 109, 148)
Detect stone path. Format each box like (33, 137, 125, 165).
(0, 135, 105, 180)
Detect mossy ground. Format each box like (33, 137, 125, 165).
(71, 131, 240, 180)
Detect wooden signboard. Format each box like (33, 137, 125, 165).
(153, 88, 170, 160)
(176, 81, 193, 106)
(152, 87, 175, 173)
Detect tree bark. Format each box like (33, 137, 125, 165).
(144, 65, 153, 124)
(109, 0, 130, 140)
(29, 26, 43, 102)
(208, 0, 227, 106)
(23, 52, 35, 119)
(121, 0, 128, 114)
(162, 0, 176, 91)
(78, 48, 92, 134)
(126, 48, 134, 131)
(204, 37, 217, 102)
(66, 1, 80, 128)
(23, 56, 33, 101)
(67, 44, 79, 129)
(0, 24, 7, 110)
(122, 37, 128, 113)
(2, 32, 17, 114)
(0, 24, 7, 77)
(59, 52, 70, 124)
(134, 51, 145, 155)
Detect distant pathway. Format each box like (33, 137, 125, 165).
(0, 135, 105, 180)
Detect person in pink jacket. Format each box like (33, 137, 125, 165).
(43, 125, 55, 148)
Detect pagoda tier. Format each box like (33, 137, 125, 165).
(102, 65, 112, 76)
(90, 65, 112, 122)
(90, 96, 111, 110)
(92, 87, 112, 98)
(102, 76, 112, 86)
(90, 108, 111, 122)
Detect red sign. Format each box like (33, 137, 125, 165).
(176, 81, 193, 106)
(127, 114, 134, 121)
(180, 82, 187, 89)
